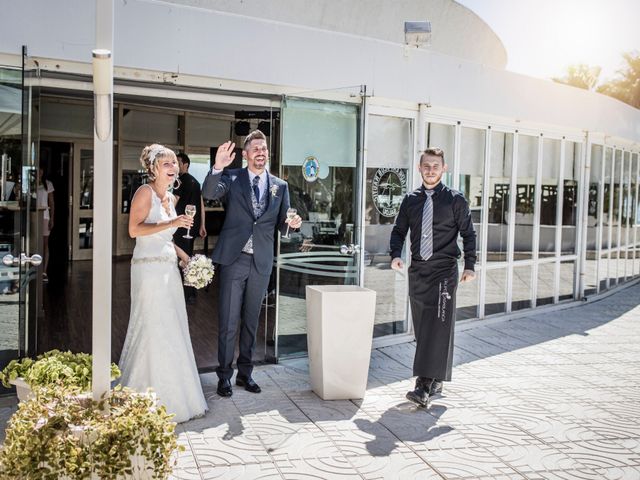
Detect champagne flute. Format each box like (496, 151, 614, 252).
(284, 208, 297, 239)
(183, 204, 196, 239)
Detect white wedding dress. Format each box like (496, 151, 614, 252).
(119, 185, 208, 423)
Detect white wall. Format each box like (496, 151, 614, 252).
(1, 0, 639, 143)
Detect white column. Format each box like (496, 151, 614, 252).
(92, 0, 114, 402)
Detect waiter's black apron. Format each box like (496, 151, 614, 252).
(408, 257, 458, 381)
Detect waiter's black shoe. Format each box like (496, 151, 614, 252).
(406, 377, 432, 408)
(236, 376, 262, 393)
(217, 379, 233, 397)
(430, 379, 443, 397)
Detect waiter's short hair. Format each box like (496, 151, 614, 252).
(177, 152, 191, 166)
(421, 148, 445, 164)
(243, 130, 267, 150)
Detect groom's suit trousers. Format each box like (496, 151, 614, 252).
(217, 253, 270, 380)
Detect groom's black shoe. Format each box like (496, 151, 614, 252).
(236, 376, 261, 393)
(217, 379, 233, 397)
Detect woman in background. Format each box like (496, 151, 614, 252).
(36, 167, 54, 281)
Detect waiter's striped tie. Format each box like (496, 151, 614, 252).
(420, 190, 434, 261)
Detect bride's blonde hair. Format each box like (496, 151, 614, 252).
(140, 144, 179, 188)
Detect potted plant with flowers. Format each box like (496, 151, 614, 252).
(0, 384, 180, 479)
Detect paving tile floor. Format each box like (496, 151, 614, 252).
(1, 282, 640, 479)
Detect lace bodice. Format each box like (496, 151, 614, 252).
(132, 185, 178, 260)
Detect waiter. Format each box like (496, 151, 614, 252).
(389, 147, 476, 408)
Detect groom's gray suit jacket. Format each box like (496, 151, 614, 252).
(202, 168, 290, 275)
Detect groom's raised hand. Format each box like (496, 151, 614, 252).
(213, 141, 236, 170)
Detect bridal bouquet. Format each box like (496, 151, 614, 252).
(183, 254, 215, 289)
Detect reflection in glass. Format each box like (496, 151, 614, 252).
(585, 144, 602, 295)
(484, 268, 506, 315)
(623, 152, 633, 281)
(364, 114, 413, 337)
(486, 132, 512, 264)
(78, 218, 93, 249)
(459, 127, 485, 265)
(536, 261, 555, 306)
(599, 252, 609, 291)
(631, 154, 639, 277)
(121, 110, 179, 145)
(277, 100, 359, 357)
(514, 135, 537, 260)
(601, 147, 614, 288)
(79, 150, 93, 209)
(559, 261, 575, 301)
(539, 138, 560, 257)
(511, 265, 532, 311)
(457, 267, 479, 320)
(427, 123, 455, 186)
(561, 142, 579, 254)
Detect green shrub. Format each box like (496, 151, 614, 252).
(0, 350, 121, 390)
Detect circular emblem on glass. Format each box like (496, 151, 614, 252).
(302, 156, 319, 182)
(371, 168, 407, 217)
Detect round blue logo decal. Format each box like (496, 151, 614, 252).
(302, 156, 320, 182)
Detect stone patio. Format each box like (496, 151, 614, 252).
(1, 281, 640, 479)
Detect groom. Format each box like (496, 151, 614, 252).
(203, 130, 302, 397)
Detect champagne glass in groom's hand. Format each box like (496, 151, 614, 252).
(283, 208, 297, 239)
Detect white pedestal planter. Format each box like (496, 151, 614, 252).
(10, 377, 32, 402)
(305, 285, 376, 400)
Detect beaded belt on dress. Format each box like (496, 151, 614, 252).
(131, 255, 176, 265)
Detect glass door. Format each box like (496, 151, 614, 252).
(276, 97, 362, 358)
(363, 110, 415, 338)
(72, 145, 94, 260)
(0, 60, 43, 384)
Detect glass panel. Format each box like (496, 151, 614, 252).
(561, 142, 579, 254)
(536, 262, 555, 306)
(427, 123, 455, 185)
(598, 252, 609, 291)
(277, 99, 360, 358)
(486, 131, 512, 264)
(459, 127, 485, 265)
(0, 67, 23, 369)
(187, 115, 230, 147)
(559, 260, 575, 301)
(515, 135, 537, 260)
(79, 149, 93, 209)
(624, 152, 634, 280)
(602, 147, 613, 250)
(121, 145, 144, 214)
(40, 99, 93, 139)
(364, 114, 412, 337)
(484, 268, 506, 315)
(121, 109, 179, 145)
(584, 144, 602, 295)
(78, 218, 93, 250)
(539, 138, 560, 257)
(457, 267, 479, 320)
(511, 265, 532, 311)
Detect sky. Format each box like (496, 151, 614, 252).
(456, 0, 640, 83)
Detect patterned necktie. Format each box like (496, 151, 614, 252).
(252, 175, 260, 201)
(420, 189, 434, 261)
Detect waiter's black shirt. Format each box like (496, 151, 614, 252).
(174, 172, 202, 229)
(390, 182, 477, 271)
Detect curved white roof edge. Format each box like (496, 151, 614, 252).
(1, 0, 637, 144)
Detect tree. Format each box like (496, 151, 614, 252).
(552, 64, 602, 91)
(597, 51, 640, 109)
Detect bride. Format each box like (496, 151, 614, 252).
(119, 144, 207, 423)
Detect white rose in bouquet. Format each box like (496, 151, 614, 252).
(182, 254, 215, 289)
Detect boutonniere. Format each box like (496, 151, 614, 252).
(270, 184, 279, 197)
